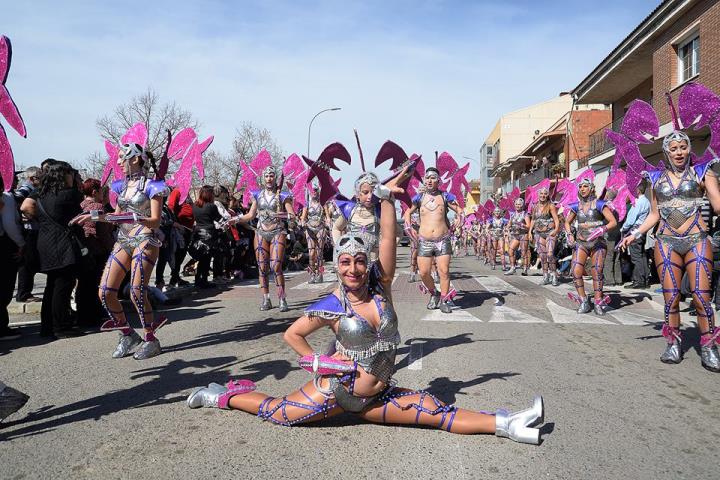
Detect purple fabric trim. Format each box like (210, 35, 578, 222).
(110, 179, 124, 195)
(251, 190, 260, 201)
(304, 294, 344, 317)
(279, 191, 292, 203)
(443, 191, 457, 203)
(644, 170, 662, 188)
(145, 179, 168, 199)
(335, 200, 356, 220)
(694, 158, 720, 180)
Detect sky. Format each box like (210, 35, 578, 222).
(2, 0, 659, 195)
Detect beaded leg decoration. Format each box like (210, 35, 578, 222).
(571, 245, 589, 298)
(657, 240, 682, 328)
(270, 234, 286, 296)
(255, 242, 270, 291)
(129, 244, 158, 337)
(378, 388, 458, 432)
(257, 386, 340, 426)
(545, 235, 557, 273)
(100, 246, 130, 332)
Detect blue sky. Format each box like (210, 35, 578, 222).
(3, 0, 659, 192)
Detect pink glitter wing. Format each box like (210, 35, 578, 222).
(101, 140, 121, 184)
(291, 168, 312, 209)
(172, 139, 197, 203)
(0, 36, 25, 139)
(167, 127, 197, 161)
(0, 124, 14, 191)
(678, 82, 720, 164)
(282, 153, 305, 183)
(554, 178, 577, 211)
(507, 187, 521, 203)
(121, 122, 148, 148)
(410, 153, 425, 180)
(374, 140, 408, 171)
(436, 151, 459, 180)
(302, 143, 351, 204)
(194, 136, 213, 180)
(315, 142, 352, 171)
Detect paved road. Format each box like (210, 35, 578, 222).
(2, 248, 718, 479)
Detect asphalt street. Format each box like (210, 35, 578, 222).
(2, 247, 719, 480)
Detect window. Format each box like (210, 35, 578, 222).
(486, 145, 494, 156)
(678, 35, 700, 83)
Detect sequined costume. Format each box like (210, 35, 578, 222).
(412, 191, 457, 258)
(531, 202, 557, 281)
(251, 188, 293, 309)
(100, 175, 169, 359)
(567, 198, 611, 314)
(304, 199, 327, 282)
(505, 208, 530, 275)
(335, 200, 380, 256)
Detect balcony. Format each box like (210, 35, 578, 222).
(519, 166, 550, 191)
(577, 115, 625, 168)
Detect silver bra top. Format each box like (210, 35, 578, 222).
(347, 205, 380, 236)
(257, 190, 283, 228)
(654, 170, 705, 230)
(575, 200, 606, 240)
(509, 211, 528, 234)
(532, 205, 555, 228)
(306, 202, 324, 228)
(489, 218, 505, 234)
(334, 296, 400, 382)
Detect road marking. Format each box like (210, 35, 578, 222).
(291, 280, 334, 291)
(522, 275, 570, 294)
(473, 275, 526, 296)
(545, 299, 614, 324)
(407, 343, 423, 370)
(490, 304, 546, 323)
(421, 309, 482, 322)
(606, 309, 658, 325)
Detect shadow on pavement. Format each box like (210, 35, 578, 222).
(0, 355, 241, 441)
(424, 372, 522, 405)
(396, 333, 480, 371)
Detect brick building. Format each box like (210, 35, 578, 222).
(571, 0, 720, 187)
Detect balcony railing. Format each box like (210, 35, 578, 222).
(577, 115, 625, 168)
(519, 166, 550, 190)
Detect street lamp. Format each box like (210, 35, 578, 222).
(307, 107, 342, 158)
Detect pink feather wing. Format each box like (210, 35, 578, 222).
(0, 84, 26, 138)
(101, 140, 121, 184)
(0, 36, 10, 84)
(436, 152, 459, 180)
(374, 140, 408, 171)
(194, 136, 213, 180)
(678, 82, 720, 164)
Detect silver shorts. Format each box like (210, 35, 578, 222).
(418, 235, 453, 257)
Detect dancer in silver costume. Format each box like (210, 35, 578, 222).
(332, 172, 381, 260)
(72, 143, 169, 359)
(403, 167, 463, 314)
(469, 220, 482, 259)
(619, 132, 720, 371)
(564, 176, 617, 316)
(529, 187, 560, 286)
(187, 181, 546, 444)
(301, 181, 329, 284)
(230, 166, 296, 312)
(505, 198, 531, 276)
(487, 207, 507, 271)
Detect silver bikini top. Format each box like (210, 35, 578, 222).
(574, 199, 606, 240)
(489, 217, 505, 234)
(112, 177, 168, 234)
(653, 169, 705, 230)
(306, 201, 324, 228)
(532, 204, 555, 228)
(509, 211, 528, 234)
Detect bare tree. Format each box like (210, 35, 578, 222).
(83, 151, 107, 180)
(231, 121, 285, 189)
(95, 88, 200, 158)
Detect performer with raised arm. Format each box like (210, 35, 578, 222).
(528, 181, 560, 286)
(187, 176, 546, 444)
(617, 84, 720, 371)
(505, 197, 531, 276)
(404, 166, 463, 314)
(333, 172, 382, 260)
(230, 151, 296, 312)
(562, 170, 617, 316)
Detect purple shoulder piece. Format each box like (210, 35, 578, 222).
(145, 179, 169, 199)
(568, 202, 579, 214)
(335, 200, 356, 220)
(694, 158, 720, 181)
(596, 200, 607, 212)
(643, 170, 663, 188)
(412, 193, 422, 206)
(305, 294, 344, 319)
(444, 192, 457, 203)
(251, 190, 260, 201)
(279, 191, 292, 203)
(110, 179, 124, 195)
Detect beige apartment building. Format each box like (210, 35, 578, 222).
(481, 94, 573, 197)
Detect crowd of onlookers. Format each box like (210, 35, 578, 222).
(0, 160, 317, 342)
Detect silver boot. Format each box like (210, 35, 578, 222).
(439, 300, 453, 314)
(495, 396, 544, 445)
(593, 303, 605, 316)
(133, 339, 161, 360)
(542, 273, 550, 285)
(427, 292, 441, 310)
(551, 272, 560, 287)
(317, 274, 323, 283)
(260, 297, 272, 311)
(112, 330, 143, 358)
(504, 267, 516, 276)
(700, 333, 720, 372)
(279, 298, 289, 312)
(660, 339, 682, 364)
(521, 266, 529, 276)
(187, 383, 228, 409)
(308, 274, 316, 284)
(577, 297, 592, 314)
(408, 273, 417, 283)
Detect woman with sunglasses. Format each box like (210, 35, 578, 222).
(71, 143, 169, 360)
(187, 167, 546, 444)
